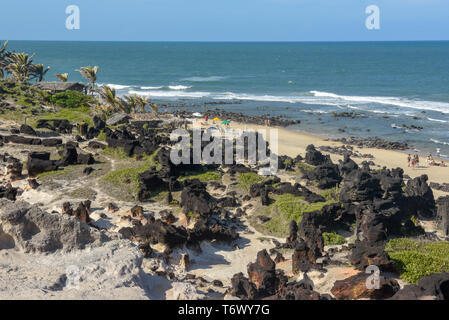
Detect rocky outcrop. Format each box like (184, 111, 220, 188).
(26, 152, 58, 177)
(230, 249, 328, 300)
(0, 200, 105, 253)
(304, 144, 329, 166)
(404, 175, 436, 218)
(390, 273, 449, 300)
(331, 272, 400, 300)
(36, 119, 73, 134)
(436, 196, 449, 236)
(180, 179, 216, 217)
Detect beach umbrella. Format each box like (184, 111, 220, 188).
(213, 117, 221, 121)
(208, 127, 218, 130)
(192, 112, 202, 117)
(221, 120, 230, 124)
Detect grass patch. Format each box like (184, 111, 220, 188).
(237, 172, 268, 192)
(323, 232, 346, 245)
(101, 146, 130, 159)
(296, 162, 316, 173)
(178, 171, 222, 182)
(97, 130, 106, 141)
(319, 187, 341, 202)
(31, 106, 93, 127)
(100, 149, 162, 200)
(385, 238, 449, 284)
(49, 90, 94, 109)
(261, 194, 336, 237)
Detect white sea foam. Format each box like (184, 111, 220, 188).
(168, 85, 192, 90)
(430, 138, 449, 146)
(105, 84, 131, 90)
(181, 76, 227, 82)
(129, 90, 210, 98)
(427, 117, 448, 123)
(310, 91, 449, 114)
(140, 86, 163, 90)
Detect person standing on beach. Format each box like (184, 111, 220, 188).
(416, 154, 420, 167)
(411, 157, 416, 169)
(407, 154, 411, 167)
(205, 114, 208, 122)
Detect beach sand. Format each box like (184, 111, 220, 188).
(197, 120, 449, 195)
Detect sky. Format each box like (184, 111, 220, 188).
(1, 0, 449, 41)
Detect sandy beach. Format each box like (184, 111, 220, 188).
(221, 121, 449, 189)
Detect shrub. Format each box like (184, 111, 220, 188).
(385, 238, 449, 284)
(237, 172, 267, 192)
(178, 171, 221, 182)
(262, 194, 336, 236)
(319, 187, 341, 202)
(50, 90, 93, 109)
(323, 232, 346, 245)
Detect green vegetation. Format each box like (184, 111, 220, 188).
(323, 232, 346, 245)
(296, 162, 316, 173)
(33, 106, 93, 127)
(237, 172, 268, 192)
(97, 130, 106, 141)
(386, 238, 449, 284)
(49, 90, 93, 109)
(178, 171, 222, 182)
(261, 194, 337, 237)
(319, 187, 341, 202)
(102, 166, 148, 196)
(100, 149, 162, 200)
(101, 146, 130, 160)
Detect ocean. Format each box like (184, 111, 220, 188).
(6, 41, 449, 156)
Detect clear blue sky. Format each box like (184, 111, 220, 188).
(1, 0, 448, 41)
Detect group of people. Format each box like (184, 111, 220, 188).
(407, 154, 420, 168)
(407, 153, 447, 168)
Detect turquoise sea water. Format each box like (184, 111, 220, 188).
(6, 41, 449, 155)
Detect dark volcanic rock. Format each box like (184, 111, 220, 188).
(437, 196, 449, 236)
(27, 152, 58, 177)
(404, 175, 436, 218)
(304, 144, 329, 166)
(231, 273, 258, 300)
(180, 179, 216, 217)
(247, 249, 277, 296)
(331, 272, 400, 300)
(390, 273, 449, 300)
(19, 124, 37, 136)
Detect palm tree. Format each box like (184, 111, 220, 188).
(77, 66, 98, 94)
(97, 85, 123, 113)
(55, 73, 69, 82)
(124, 93, 159, 114)
(31, 63, 50, 82)
(6, 52, 36, 83)
(0, 40, 8, 78)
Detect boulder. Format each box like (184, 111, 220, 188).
(0, 200, 102, 253)
(436, 196, 449, 236)
(390, 273, 449, 300)
(26, 152, 58, 177)
(404, 175, 436, 218)
(180, 179, 216, 217)
(331, 272, 400, 300)
(19, 124, 37, 136)
(304, 144, 329, 166)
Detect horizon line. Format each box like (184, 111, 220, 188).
(4, 39, 449, 43)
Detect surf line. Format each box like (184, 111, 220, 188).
(178, 304, 213, 318)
